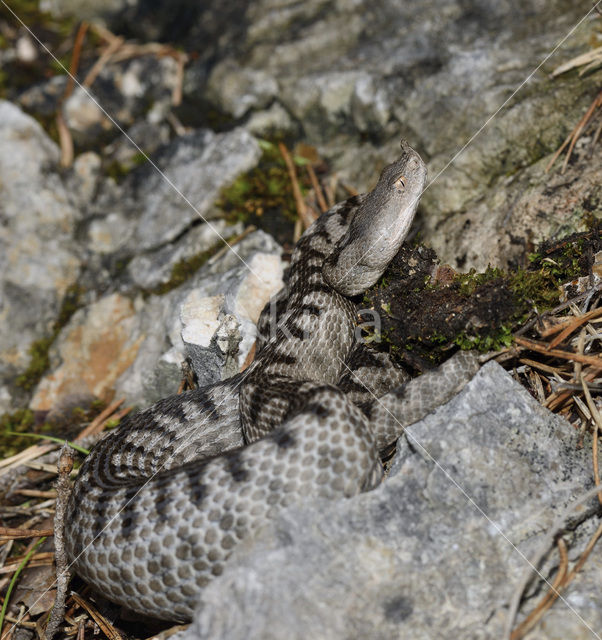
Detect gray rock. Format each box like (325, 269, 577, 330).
(126, 220, 244, 291)
(206, 61, 278, 119)
(104, 120, 171, 174)
(177, 232, 283, 386)
(17, 75, 69, 117)
(26, 224, 282, 411)
(39, 0, 129, 20)
(125, 128, 261, 251)
(245, 102, 296, 138)
(422, 132, 602, 271)
(63, 55, 180, 147)
(0, 101, 81, 412)
(79, 126, 261, 266)
(350, 73, 391, 134)
(280, 71, 362, 141)
(184, 362, 600, 639)
(69, 152, 103, 204)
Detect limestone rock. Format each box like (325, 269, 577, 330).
(114, 229, 283, 406)
(63, 55, 180, 147)
(178, 245, 284, 386)
(171, 0, 601, 270)
(206, 61, 278, 119)
(0, 101, 81, 412)
(29, 293, 143, 411)
(125, 128, 261, 251)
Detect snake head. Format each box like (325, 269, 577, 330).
(324, 140, 428, 296)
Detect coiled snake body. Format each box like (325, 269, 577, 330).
(65, 141, 480, 621)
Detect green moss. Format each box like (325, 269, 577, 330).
(14, 337, 54, 391)
(145, 235, 238, 296)
(0, 398, 106, 458)
(217, 138, 310, 227)
(0, 1, 77, 98)
(365, 231, 602, 365)
(105, 160, 132, 183)
(15, 283, 85, 391)
(454, 266, 505, 297)
(0, 409, 51, 458)
(453, 325, 514, 351)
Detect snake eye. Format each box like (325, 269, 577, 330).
(394, 175, 406, 191)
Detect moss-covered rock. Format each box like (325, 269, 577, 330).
(15, 283, 84, 391)
(362, 228, 602, 369)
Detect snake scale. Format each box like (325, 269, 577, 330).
(65, 141, 480, 621)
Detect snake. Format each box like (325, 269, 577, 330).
(64, 140, 480, 622)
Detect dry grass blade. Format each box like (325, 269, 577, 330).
(70, 593, 124, 640)
(323, 176, 337, 208)
(510, 538, 569, 640)
(82, 34, 124, 88)
(0, 552, 54, 575)
(75, 399, 125, 441)
(23, 461, 62, 475)
(206, 225, 257, 267)
(13, 490, 56, 499)
(88, 22, 121, 47)
(64, 22, 89, 101)
(518, 358, 566, 376)
(278, 142, 317, 230)
(341, 182, 359, 196)
(561, 519, 602, 587)
(306, 164, 329, 213)
(0, 445, 56, 477)
(55, 21, 89, 168)
(514, 336, 602, 368)
(56, 111, 73, 168)
(545, 89, 602, 173)
(547, 307, 602, 350)
(1, 617, 35, 630)
(504, 484, 602, 640)
(0, 528, 53, 543)
(580, 374, 602, 504)
(172, 51, 188, 106)
(551, 46, 602, 77)
(0, 537, 46, 640)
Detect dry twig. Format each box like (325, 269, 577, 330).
(278, 142, 317, 231)
(0, 528, 54, 543)
(75, 399, 125, 441)
(70, 593, 123, 640)
(545, 89, 602, 173)
(44, 445, 75, 640)
(509, 538, 568, 640)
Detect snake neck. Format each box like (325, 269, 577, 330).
(240, 197, 366, 441)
